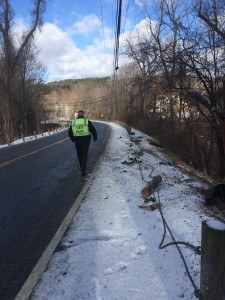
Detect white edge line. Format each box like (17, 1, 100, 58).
(15, 170, 97, 300)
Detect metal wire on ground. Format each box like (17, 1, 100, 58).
(123, 145, 225, 299)
(155, 189, 225, 299)
(154, 188, 201, 299)
(118, 125, 225, 299)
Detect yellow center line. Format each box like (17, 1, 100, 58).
(0, 138, 69, 169)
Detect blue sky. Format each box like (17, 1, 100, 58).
(9, 0, 145, 82)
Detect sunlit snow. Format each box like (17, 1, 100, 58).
(28, 122, 216, 300)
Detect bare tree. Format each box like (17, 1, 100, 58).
(17, 38, 47, 136)
(0, 0, 46, 144)
(124, 0, 189, 138)
(117, 0, 225, 177)
(123, 32, 159, 115)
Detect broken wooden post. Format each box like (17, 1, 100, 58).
(141, 175, 162, 199)
(200, 219, 225, 300)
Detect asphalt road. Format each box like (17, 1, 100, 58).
(0, 122, 110, 300)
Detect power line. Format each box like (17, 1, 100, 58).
(99, 0, 108, 72)
(114, 0, 123, 70)
(123, 0, 130, 34)
(111, 0, 123, 119)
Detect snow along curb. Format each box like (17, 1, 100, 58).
(15, 169, 98, 300)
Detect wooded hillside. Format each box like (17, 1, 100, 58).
(43, 77, 112, 120)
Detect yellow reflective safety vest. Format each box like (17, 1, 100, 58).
(72, 118, 89, 136)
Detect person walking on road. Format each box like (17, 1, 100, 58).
(68, 110, 97, 176)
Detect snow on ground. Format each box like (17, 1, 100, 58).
(28, 122, 217, 300)
(0, 128, 66, 149)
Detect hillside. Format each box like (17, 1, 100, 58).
(43, 77, 112, 120)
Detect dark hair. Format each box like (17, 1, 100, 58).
(78, 110, 84, 117)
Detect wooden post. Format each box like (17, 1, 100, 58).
(141, 175, 162, 199)
(200, 219, 225, 300)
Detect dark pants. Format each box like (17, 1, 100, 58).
(74, 135, 91, 173)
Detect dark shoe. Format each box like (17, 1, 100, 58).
(81, 171, 87, 176)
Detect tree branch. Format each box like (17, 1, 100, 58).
(15, 0, 46, 63)
(198, 0, 225, 39)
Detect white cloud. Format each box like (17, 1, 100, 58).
(35, 18, 153, 82)
(12, 17, 113, 82)
(12, 15, 152, 82)
(120, 18, 153, 52)
(13, 17, 29, 45)
(71, 14, 101, 35)
(135, 0, 152, 7)
(36, 23, 80, 57)
(34, 22, 113, 81)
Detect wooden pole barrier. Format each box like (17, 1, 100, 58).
(141, 175, 162, 199)
(200, 219, 225, 300)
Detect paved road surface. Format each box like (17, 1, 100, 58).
(0, 122, 110, 300)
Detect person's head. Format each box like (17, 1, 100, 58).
(78, 110, 84, 118)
